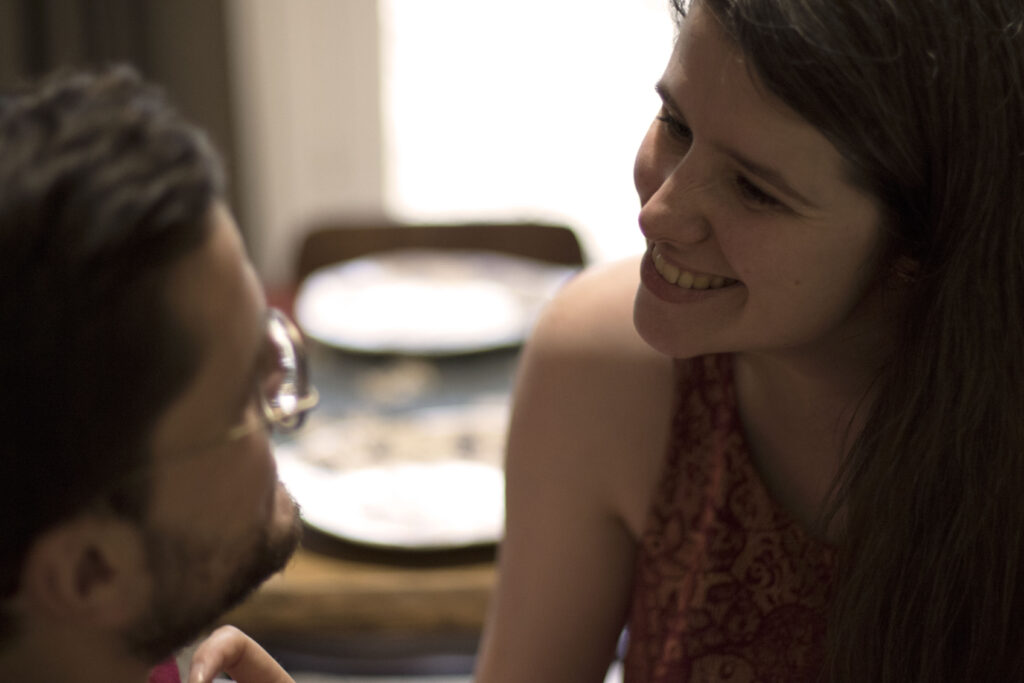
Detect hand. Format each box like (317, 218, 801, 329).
(188, 625, 295, 683)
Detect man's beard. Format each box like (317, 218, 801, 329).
(123, 494, 302, 662)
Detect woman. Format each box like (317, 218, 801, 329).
(474, 0, 1024, 681)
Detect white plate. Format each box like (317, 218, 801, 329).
(294, 249, 578, 355)
(275, 402, 508, 549)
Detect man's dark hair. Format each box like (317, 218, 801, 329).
(0, 65, 225, 632)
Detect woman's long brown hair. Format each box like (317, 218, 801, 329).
(673, 0, 1024, 679)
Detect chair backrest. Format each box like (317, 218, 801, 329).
(294, 220, 585, 282)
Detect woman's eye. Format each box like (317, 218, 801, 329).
(656, 109, 692, 143)
(735, 174, 782, 209)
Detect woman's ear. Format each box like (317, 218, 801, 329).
(19, 514, 152, 631)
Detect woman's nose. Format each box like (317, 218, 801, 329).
(635, 130, 713, 244)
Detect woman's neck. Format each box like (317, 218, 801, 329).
(731, 327, 890, 540)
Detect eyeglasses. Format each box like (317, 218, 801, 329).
(223, 308, 319, 443)
(95, 308, 319, 512)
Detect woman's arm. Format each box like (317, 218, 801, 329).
(474, 258, 675, 683)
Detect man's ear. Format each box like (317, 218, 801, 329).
(18, 514, 152, 630)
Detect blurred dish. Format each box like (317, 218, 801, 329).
(275, 401, 508, 549)
(294, 248, 578, 355)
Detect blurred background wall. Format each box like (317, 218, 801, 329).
(0, 0, 674, 287)
(0, 0, 242, 227)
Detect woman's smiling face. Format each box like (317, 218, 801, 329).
(632, 2, 888, 362)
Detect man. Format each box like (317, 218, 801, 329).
(0, 67, 308, 682)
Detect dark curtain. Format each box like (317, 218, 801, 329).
(0, 0, 244, 236)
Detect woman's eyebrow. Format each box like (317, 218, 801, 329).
(654, 80, 820, 210)
(720, 144, 820, 209)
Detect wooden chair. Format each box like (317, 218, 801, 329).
(294, 220, 586, 282)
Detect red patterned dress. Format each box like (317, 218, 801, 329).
(623, 355, 836, 683)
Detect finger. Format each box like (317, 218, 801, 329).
(188, 625, 294, 683)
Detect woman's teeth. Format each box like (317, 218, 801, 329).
(653, 249, 736, 291)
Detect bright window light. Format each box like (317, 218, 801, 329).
(380, 0, 676, 262)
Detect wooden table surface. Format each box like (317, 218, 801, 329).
(220, 526, 498, 651)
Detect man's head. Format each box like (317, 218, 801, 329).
(0, 66, 302, 674)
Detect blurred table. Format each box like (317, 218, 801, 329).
(219, 339, 519, 669)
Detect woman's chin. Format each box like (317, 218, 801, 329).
(633, 293, 702, 359)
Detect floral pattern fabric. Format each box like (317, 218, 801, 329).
(624, 355, 835, 683)
(147, 658, 181, 683)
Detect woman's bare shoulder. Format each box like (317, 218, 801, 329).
(475, 257, 680, 682)
(513, 255, 677, 535)
(532, 256, 658, 355)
